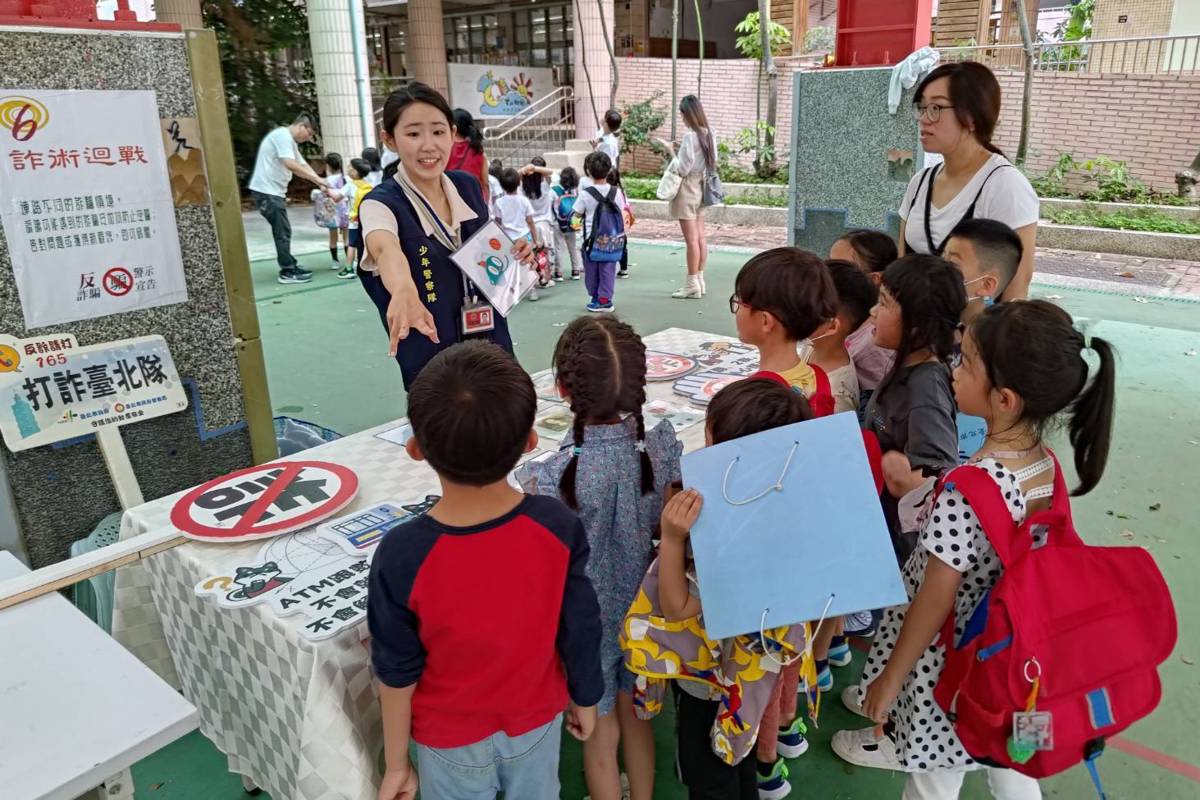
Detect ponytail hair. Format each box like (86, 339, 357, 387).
(914, 61, 1005, 157)
(552, 315, 654, 509)
(966, 301, 1116, 496)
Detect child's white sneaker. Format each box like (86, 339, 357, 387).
(831, 726, 906, 771)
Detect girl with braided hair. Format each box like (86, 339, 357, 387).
(516, 315, 682, 800)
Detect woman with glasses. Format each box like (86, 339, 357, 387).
(899, 62, 1039, 300)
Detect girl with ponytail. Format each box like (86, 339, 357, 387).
(835, 300, 1117, 798)
(516, 315, 681, 800)
(899, 61, 1040, 301)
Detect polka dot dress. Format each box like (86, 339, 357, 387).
(859, 458, 1049, 771)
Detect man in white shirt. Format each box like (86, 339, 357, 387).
(248, 115, 335, 284)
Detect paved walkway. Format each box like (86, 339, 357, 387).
(242, 208, 1200, 299)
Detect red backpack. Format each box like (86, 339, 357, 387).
(932, 453, 1176, 793)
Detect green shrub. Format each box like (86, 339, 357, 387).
(1044, 205, 1200, 235)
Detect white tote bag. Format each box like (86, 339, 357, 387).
(656, 158, 683, 201)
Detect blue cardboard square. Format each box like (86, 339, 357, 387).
(681, 411, 906, 639)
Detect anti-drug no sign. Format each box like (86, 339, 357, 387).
(172, 461, 359, 543)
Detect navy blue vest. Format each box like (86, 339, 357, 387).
(358, 171, 514, 389)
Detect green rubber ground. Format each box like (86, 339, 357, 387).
(131, 242, 1200, 799)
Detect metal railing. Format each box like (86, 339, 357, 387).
(938, 34, 1200, 77)
(482, 85, 575, 167)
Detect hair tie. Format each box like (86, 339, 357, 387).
(635, 440, 647, 453)
(571, 446, 583, 456)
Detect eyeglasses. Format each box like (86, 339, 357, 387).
(913, 103, 954, 123)
(729, 294, 744, 314)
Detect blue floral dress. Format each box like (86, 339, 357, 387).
(517, 417, 682, 715)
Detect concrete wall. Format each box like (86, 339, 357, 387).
(0, 30, 258, 567)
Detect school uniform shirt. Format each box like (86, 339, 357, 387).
(248, 127, 299, 197)
(572, 184, 628, 241)
(521, 184, 555, 225)
(367, 495, 604, 749)
(899, 153, 1039, 255)
(798, 345, 861, 415)
(859, 458, 1051, 771)
(598, 132, 620, 166)
(777, 360, 818, 397)
(347, 178, 373, 226)
(494, 192, 536, 242)
(357, 164, 513, 389)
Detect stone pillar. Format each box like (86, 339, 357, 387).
(408, 0, 449, 96)
(154, 0, 203, 28)
(307, 0, 375, 158)
(574, 0, 615, 139)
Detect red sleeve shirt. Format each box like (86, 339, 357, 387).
(368, 494, 604, 748)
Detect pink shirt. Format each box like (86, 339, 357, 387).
(846, 321, 895, 392)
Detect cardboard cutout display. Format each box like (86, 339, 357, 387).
(645, 351, 697, 382)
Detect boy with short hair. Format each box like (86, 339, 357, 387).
(805, 259, 879, 415)
(594, 109, 622, 167)
(368, 341, 603, 800)
(943, 218, 1023, 324)
(571, 152, 627, 313)
(729, 247, 839, 395)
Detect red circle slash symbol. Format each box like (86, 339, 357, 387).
(103, 267, 133, 297)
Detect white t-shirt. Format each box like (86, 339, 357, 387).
(598, 132, 620, 166)
(494, 193, 536, 241)
(248, 127, 300, 197)
(522, 184, 555, 224)
(572, 184, 628, 240)
(899, 153, 1039, 254)
(677, 129, 714, 177)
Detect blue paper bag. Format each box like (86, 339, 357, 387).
(681, 412, 906, 640)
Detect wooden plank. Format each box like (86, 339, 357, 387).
(0, 529, 186, 611)
(96, 426, 145, 510)
(185, 30, 279, 465)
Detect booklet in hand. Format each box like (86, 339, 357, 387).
(451, 221, 536, 317)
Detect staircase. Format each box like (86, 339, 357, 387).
(482, 86, 575, 168)
(543, 139, 592, 173)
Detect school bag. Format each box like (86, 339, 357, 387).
(553, 185, 577, 233)
(311, 189, 339, 229)
(582, 186, 626, 262)
(931, 454, 1176, 794)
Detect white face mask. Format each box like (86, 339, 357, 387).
(803, 329, 836, 347)
(963, 276, 996, 307)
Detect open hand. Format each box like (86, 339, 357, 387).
(386, 280, 439, 355)
(661, 489, 703, 543)
(511, 237, 535, 267)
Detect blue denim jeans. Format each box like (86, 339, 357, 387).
(414, 714, 562, 800)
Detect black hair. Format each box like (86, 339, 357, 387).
(522, 156, 545, 199)
(607, 167, 623, 189)
(915, 61, 1005, 157)
(967, 300, 1115, 495)
(361, 146, 382, 173)
(836, 229, 898, 273)
(383, 159, 399, 181)
(452, 108, 484, 154)
(381, 82, 454, 140)
(604, 108, 622, 133)
(947, 218, 1023, 295)
(499, 167, 520, 194)
(407, 341, 535, 486)
(826, 259, 879, 332)
(734, 247, 838, 341)
(293, 114, 319, 138)
(323, 152, 343, 173)
(877, 254, 967, 394)
(348, 157, 371, 180)
(706, 377, 813, 446)
(586, 151, 612, 181)
(489, 158, 504, 178)
(559, 166, 580, 192)
(552, 316, 654, 510)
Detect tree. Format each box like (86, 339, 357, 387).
(734, 10, 790, 177)
(202, 0, 318, 184)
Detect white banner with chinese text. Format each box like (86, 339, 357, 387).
(0, 90, 188, 328)
(0, 334, 187, 452)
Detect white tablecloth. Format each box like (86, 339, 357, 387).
(110, 327, 728, 800)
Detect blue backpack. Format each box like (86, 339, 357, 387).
(582, 186, 626, 263)
(553, 186, 577, 233)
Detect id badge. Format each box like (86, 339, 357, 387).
(461, 302, 495, 335)
(1012, 711, 1054, 751)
